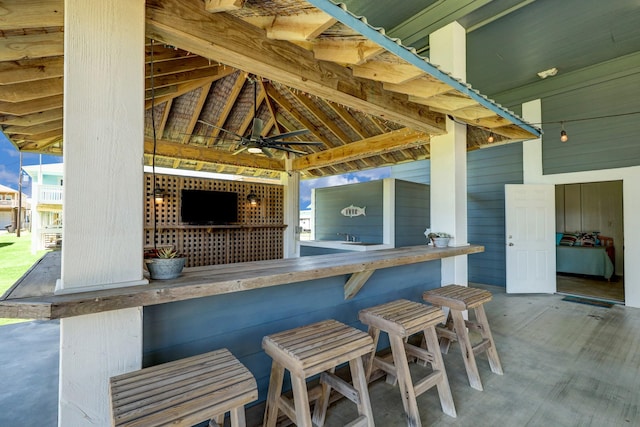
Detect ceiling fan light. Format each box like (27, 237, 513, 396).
(247, 147, 263, 154)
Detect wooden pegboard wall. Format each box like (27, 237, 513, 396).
(145, 173, 284, 267)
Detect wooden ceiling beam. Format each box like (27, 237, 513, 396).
(144, 77, 219, 109)
(0, 108, 63, 126)
(204, 0, 246, 13)
(0, 77, 63, 103)
(144, 137, 284, 171)
(352, 60, 425, 85)
(0, 0, 64, 30)
(409, 92, 478, 111)
(0, 57, 64, 85)
(292, 128, 429, 171)
(146, 55, 220, 78)
(383, 77, 452, 98)
(287, 88, 351, 144)
(207, 71, 247, 144)
(181, 82, 212, 144)
(242, 11, 336, 41)
(145, 0, 446, 135)
(265, 84, 334, 149)
(4, 118, 62, 135)
(0, 32, 64, 62)
(145, 65, 234, 89)
(259, 80, 283, 134)
(312, 38, 384, 65)
(157, 99, 173, 138)
(236, 90, 265, 137)
(325, 102, 367, 139)
(0, 94, 63, 116)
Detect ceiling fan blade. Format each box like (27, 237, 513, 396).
(268, 140, 324, 146)
(261, 147, 274, 158)
(198, 119, 246, 141)
(232, 146, 248, 155)
(263, 128, 310, 141)
(251, 117, 264, 140)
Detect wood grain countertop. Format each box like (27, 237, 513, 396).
(0, 244, 483, 321)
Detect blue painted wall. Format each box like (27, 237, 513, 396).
(315, 180, 383, 243)
(143, 260, 442, 404)
(394, 180, 430, 246)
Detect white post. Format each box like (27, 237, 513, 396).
(282, 159, 300, 258)
(59, 0, 145, 425)
(522, 99, 543, 183)
(429, 22, 469, 286)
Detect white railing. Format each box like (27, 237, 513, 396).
(0, 199, 17, 207)
(38, 185, 63, 204)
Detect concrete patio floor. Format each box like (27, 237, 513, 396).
(2, 285, 639, 426)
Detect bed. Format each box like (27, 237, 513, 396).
(556, 234, 615, 280)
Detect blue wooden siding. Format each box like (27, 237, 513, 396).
(542, 72, 640, 174)
(315, 180, 383, 243)
(467, 144, 523, 286)
(394, 180, 430, 246)
(390, 160, 430, 184)
(143, 260, 441, 404)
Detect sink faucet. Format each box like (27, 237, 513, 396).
(337, 232, 358, 242)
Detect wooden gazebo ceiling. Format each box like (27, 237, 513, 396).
(0, 0, 539, 180)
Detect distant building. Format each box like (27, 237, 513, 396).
(23, 163, 63, 252)
(0, 183, 29, 233)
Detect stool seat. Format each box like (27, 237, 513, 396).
(423, 285, 503, 391)
(109, 348, 257, 427)
(263, 319, 375, 427)
(359, 299, 456, 426)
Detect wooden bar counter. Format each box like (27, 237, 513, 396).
(0, 245, 483, 321)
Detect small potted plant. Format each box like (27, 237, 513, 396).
(144, 246, 186, 280)
(427, 232, 452, 248)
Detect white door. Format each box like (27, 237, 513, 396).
(505, 184, 556, 294)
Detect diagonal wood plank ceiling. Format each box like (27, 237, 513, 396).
(0, 0, 539, 180)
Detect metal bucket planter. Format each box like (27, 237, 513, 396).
(432, 237, 450, 248)
(146, 257, 186, 280)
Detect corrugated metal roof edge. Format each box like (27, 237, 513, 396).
(306, 0, 542, 138)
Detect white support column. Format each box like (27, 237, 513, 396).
(282, 159, 300, 258)
(59, 0, 145, 425)
(429, 22, 469, 286)
(522, 99, 543, 183)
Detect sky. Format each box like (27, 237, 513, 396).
(0, 132, 61, 196)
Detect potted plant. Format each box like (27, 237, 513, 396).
(427, 232, 452, 248)
(144, 247, 186, 280)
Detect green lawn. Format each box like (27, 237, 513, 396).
(0, 232, 48, 326)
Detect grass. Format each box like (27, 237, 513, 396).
(0, 232, 48, 326)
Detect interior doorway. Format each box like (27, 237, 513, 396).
(554, 180, 624, 304)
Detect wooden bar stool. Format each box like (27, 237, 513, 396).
(423, 285, 503, 391)
(109, 348, 257, 427)
(358, 299, 457, 427)
(262, 319, 375, 427)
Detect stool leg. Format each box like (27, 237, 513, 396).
(350, 356, 375, 427)
(474, 305, 503, 375)
(439, 311, 455, 354)
(230, 407, 246, 427)
(422, 327, 457, 418)
(312, 367, 334, 426)
(450, 309, 483, 391)
(364, 325, 381, 382)
(263, 361, 285, 427)
(389, 334, 421, 427)
(291, 374, 313, 427)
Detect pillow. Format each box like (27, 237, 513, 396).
(559, 233, 579, 246)
(580, 233, 596, 247)
(556, 233, 563, 245)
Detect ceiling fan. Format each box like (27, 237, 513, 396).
(197, 77, 323, 157)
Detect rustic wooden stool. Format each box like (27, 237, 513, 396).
(358, 299, 457, 426)
(109, 348, 257, 427)
(262, 319, 375, 427)
(423, 284, 503, 391)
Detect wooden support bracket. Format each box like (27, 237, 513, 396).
(344, 269, 375, 299)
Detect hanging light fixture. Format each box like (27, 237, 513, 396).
(247, 192, 259, 206)
(560, 122, 568, 142)
(487, 132, 495, 143)
(152, 187, 166, 203)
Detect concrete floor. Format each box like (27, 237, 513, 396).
(2, 285, 639, 426)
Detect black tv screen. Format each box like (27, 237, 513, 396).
(181, 189, 238, 225)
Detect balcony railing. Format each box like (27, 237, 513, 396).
(38, 185, 63, 204)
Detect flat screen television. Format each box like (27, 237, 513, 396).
(180, 189, 238, 225)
